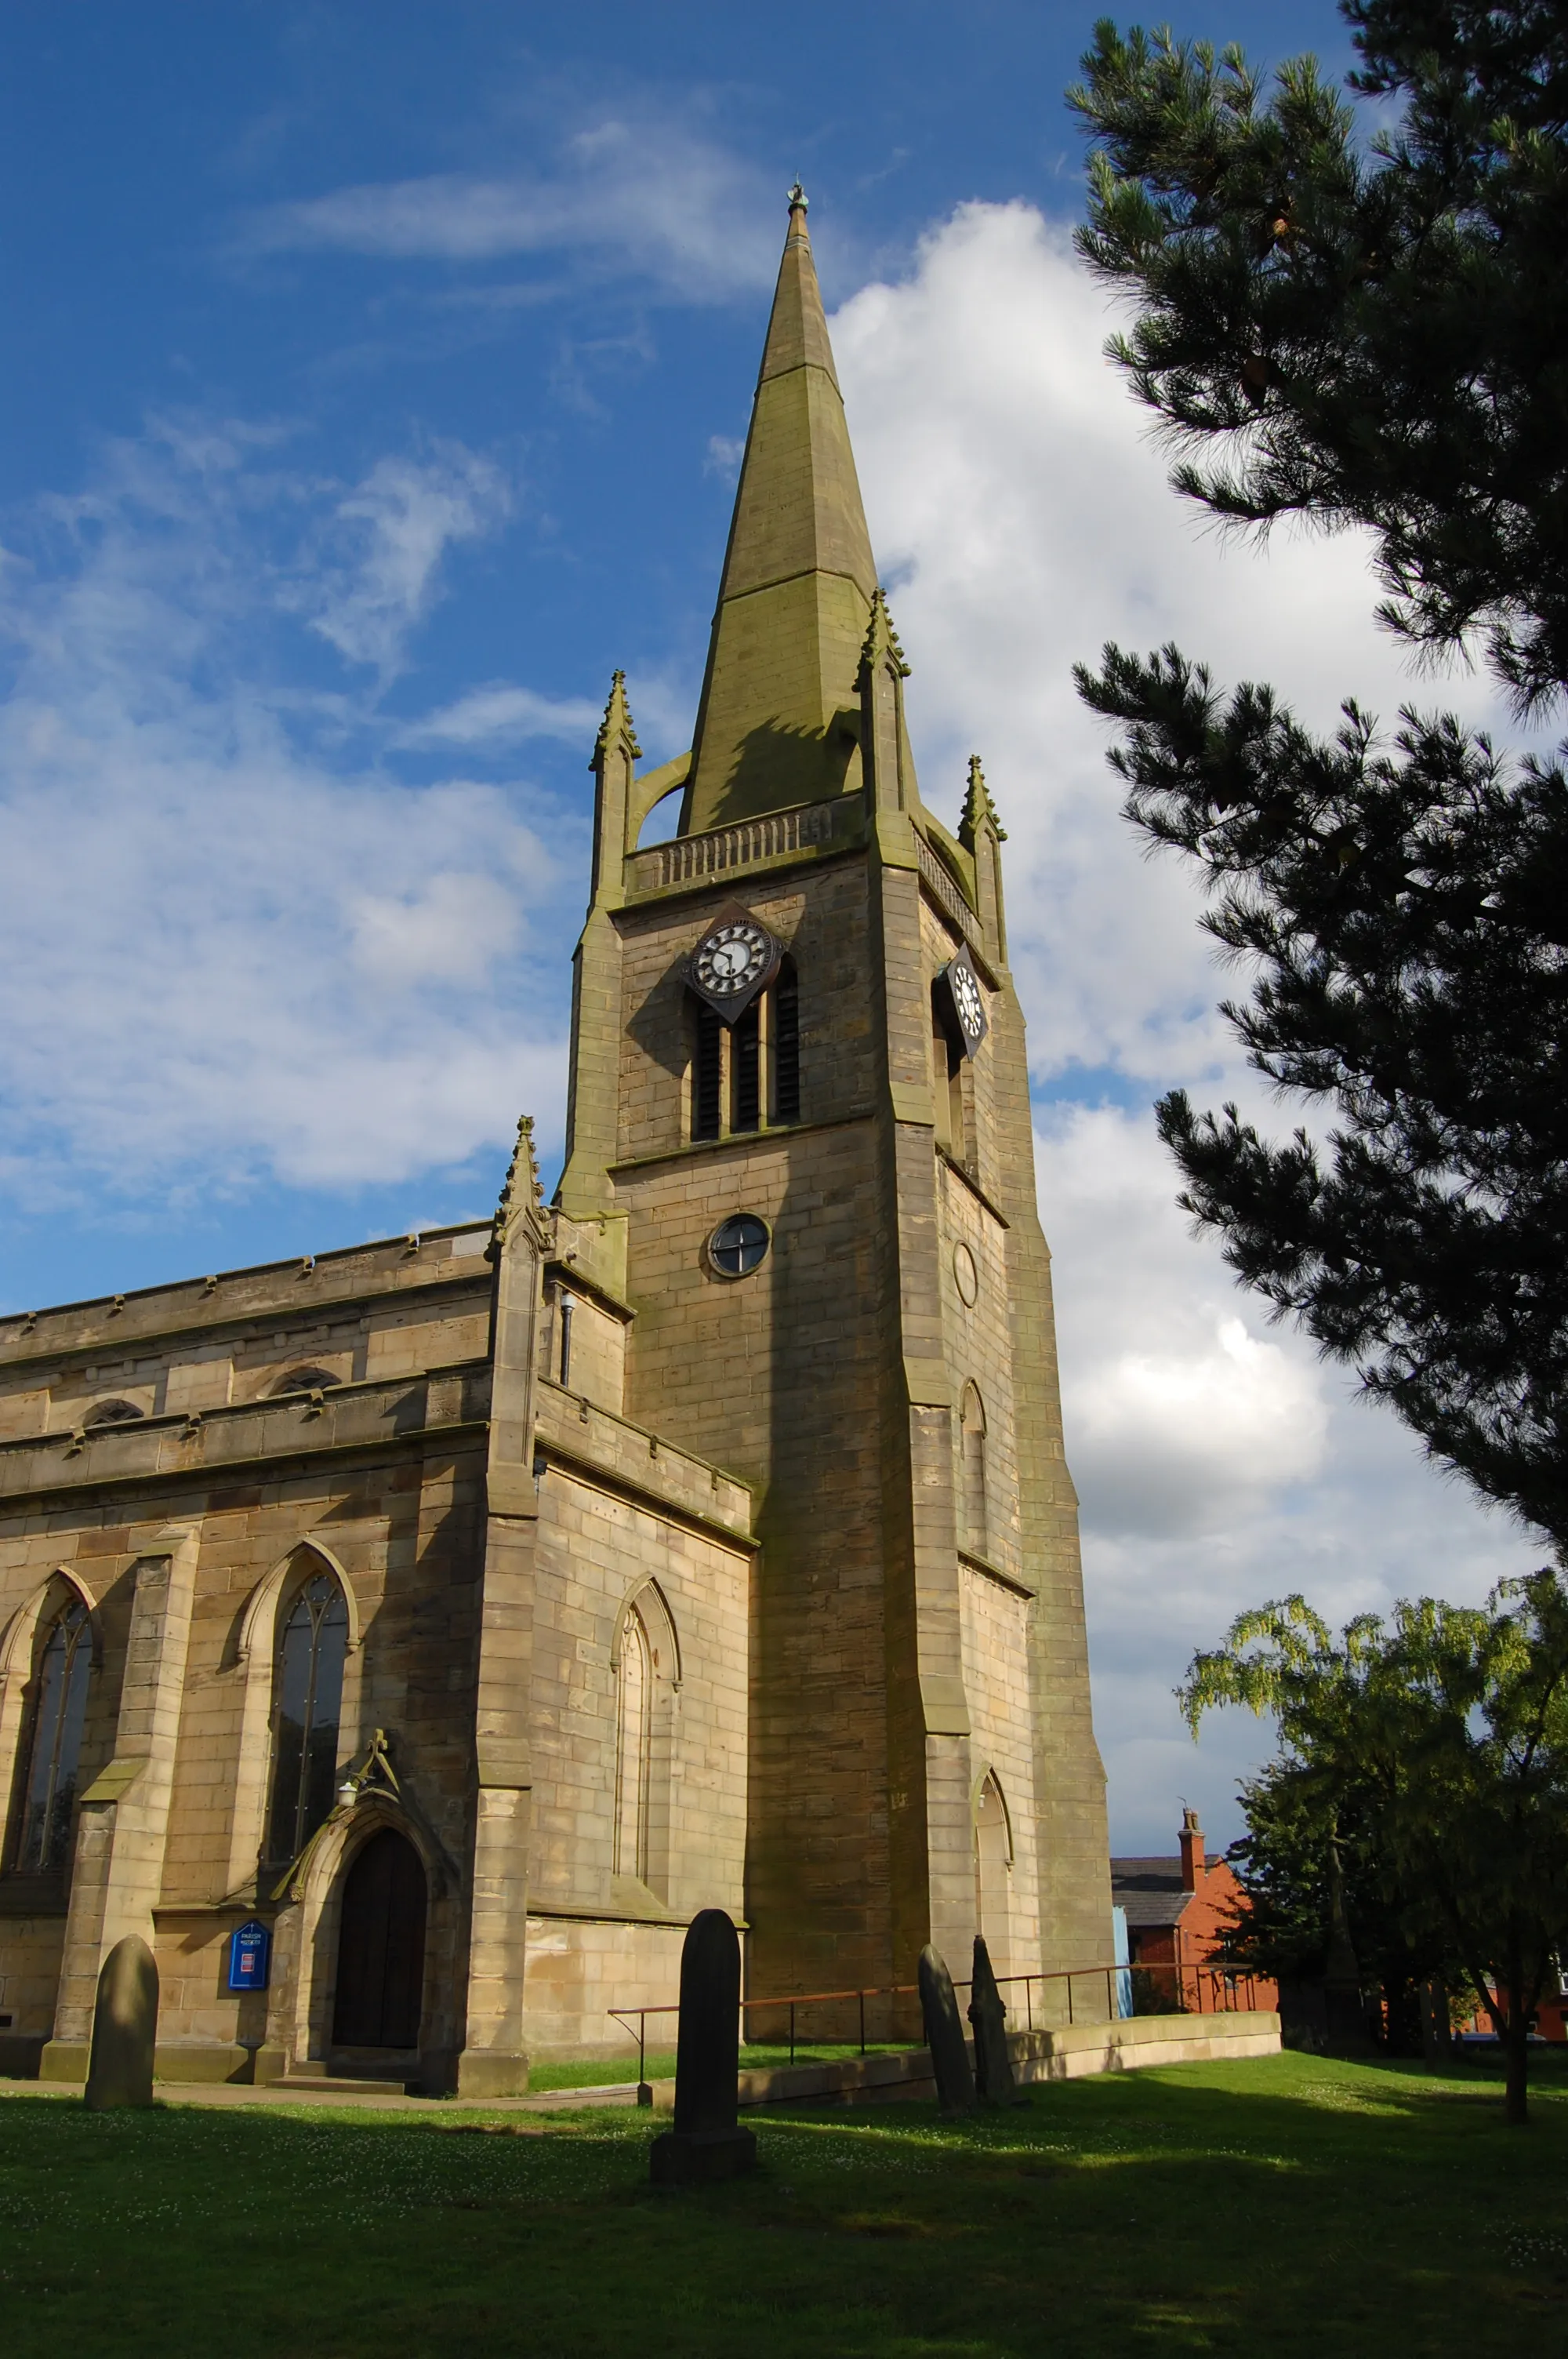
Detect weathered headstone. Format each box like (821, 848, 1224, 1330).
(83, 1934, 158, 2111)
(967, 1936, 1018, 2106)
(650, 1908, 757, 2186)
(918, 1943, 975, 2116)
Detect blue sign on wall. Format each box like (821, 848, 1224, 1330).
(227, 1918, 271, 1993)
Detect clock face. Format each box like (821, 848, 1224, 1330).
(951, 962, 985, 1041)
(688, 911, 781, 1018)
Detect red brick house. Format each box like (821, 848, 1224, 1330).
(1111, 1809, 1278, 2015)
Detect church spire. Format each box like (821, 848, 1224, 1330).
(679, 184, 880, 834)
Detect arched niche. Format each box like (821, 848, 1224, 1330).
(959, 1382, 988, 1558)
(609, 1577, 681, 1901)
(972, 1766, 1015, 1979)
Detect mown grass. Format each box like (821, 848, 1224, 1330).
(530, 2042, 909, 2090)
(2, 2049, 1565, 2356)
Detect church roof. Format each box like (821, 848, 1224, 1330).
(679, 184, 879, 835)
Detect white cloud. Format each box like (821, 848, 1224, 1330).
(0, 421, 569, 1201)
(297, 446, 512, 678)
(243, 120, 780, 304)
(397, 682, 601, 749)
(832, 204, 1539, 1848)
(1040, 1107, 1327, 1538)
(832, 202, 1511, 1095)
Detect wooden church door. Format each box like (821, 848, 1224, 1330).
(332, 1827, 427, 2048)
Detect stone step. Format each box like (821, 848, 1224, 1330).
(273, 2074, 412, 2097)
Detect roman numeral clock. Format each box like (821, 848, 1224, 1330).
(687, 907, 782, 1023)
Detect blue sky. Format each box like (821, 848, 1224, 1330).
(3, 2, 1536, 1848)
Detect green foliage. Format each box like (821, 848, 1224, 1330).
(1069, 2, 1568, 707)
(1068, 2, 1568, 1545)
(1181, 1571, 1568, 2114)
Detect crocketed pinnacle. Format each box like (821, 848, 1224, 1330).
(495, 1114, 549, 1249)
(959, 754, 1007, 848)
(593, 669, 641, 765)
(680, 187, 879, 834)
(858, 586, 911, 683)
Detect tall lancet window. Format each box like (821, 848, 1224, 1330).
(15, 1598, 93, 1872)
(613, 1601, 652, 1882)
(960, 1383, 988, 1558)
(267, 1573, 349, 1862)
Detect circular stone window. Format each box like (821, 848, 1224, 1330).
(953, 1242, 979, 1306)
(709, 1213, 771, 1279)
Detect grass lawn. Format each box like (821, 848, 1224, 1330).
(530, 2043, 909, 2089)
(2, 2049, 1565, 2355)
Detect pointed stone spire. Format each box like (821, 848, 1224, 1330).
(680, 185, 880, 834)
(958, 755, 1006, 849)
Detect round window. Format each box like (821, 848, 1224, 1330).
(953, 1242, 979, 1307)
(709, 1213, 770, 1278)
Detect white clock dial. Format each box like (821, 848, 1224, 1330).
(695, 920, 770, 998)
(953, 964, 984, 1038)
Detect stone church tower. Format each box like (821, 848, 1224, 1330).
(0, 191, 1109, 2095)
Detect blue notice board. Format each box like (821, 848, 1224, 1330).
(228, 1918, 271, 1993)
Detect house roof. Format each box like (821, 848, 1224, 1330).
(1110, 1856, 1194, 1931)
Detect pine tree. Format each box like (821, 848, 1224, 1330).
(1069, 2, 1568, 1542)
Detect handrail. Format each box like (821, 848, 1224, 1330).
(608, 1955, 1261, 2095)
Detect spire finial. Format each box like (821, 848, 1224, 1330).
(592, 668, 641, 767)
(858, 586, 910, 683)
(960, 754, 1007, 847)
(787, 180, 808, 213)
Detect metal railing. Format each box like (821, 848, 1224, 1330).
(608, 1957, 1265, 2098)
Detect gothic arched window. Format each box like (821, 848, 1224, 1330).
(960, 1383, 988, 1558)
(266, 1573, 349, 1862)
(613, 1600, 652, 1883)
(15, 1599, 93, 1873)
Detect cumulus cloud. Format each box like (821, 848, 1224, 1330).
(832, 202, 1508, 1092)
(832, 204, 1536, 1845)
(241, 119, 780, 304)
(0, 420, 571, 1200)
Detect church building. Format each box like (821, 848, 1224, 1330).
(0, 189, 1112, 2095)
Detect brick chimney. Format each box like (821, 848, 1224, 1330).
(1179, 1807, 1205, 1892)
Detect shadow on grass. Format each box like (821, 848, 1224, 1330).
(1, 2052, 1563, 2357)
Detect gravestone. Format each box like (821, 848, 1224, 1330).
(918, 1943, 975, 2116)
(83, 1934, 158, 2111)
(967, 1936, 1018, 2106)
(650, 1909, 757, 2186)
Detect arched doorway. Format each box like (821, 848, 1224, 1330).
(332, 1826, 427, 2050)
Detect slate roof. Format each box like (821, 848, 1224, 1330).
(1110, 1856, 1194, 1931)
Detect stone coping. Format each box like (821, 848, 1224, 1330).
(0, 1362, 492, 1506)
(0, 1225, 495, 1364)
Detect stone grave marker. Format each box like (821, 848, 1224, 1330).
(968, 1935, 1018, 2105)
(84, 1934, 158, 2111)
(650, 1908, 757, 2185)
(918, 1943, 975, 2116)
